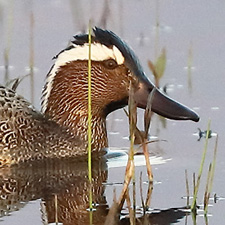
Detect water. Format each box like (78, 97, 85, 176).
(0, 0, 225, 224)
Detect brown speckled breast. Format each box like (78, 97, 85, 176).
(0, 86, 89, 167)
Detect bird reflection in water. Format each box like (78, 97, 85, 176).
(0, 156, 190, 225)
(0, 158, 108, 224)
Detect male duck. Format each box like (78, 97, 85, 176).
(0, 27, 199, 166)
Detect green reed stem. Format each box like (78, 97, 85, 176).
(187, 42, 193, 93)
(185, 169, 190, 206)
(191, 120, 211, 211)
(88, 22, 93, 212)
(204, 163, 212, 211)
(204, 134, 218, 214)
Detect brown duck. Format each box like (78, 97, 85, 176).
(0, 27, 199, 166)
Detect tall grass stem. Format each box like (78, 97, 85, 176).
(54, 194, 58, 225)
(4, 0, 14, 83)
(88, 22, 93, 212)
(29, 12, 34, 103)
(191, 120, 211, 211)
(185, 169, 190, 206)
(204, 134, 218, 214)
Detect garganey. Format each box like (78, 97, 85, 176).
(0, 27, 199, 166)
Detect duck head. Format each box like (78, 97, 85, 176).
(41, 27, 199, 150)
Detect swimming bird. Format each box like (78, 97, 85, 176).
(0, 27, 199, 166)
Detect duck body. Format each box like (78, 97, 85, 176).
(0, 86, 89, 166)
(0, 27, 199, 166)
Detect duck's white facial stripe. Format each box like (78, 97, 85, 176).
(41, 43, 125, 113)
(69, 43, 125, 64)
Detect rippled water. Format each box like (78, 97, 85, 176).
(0, 0, 225, 224)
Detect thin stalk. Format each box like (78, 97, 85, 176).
(185, 214, 188, 225)
(187, 42, 193, 93)
(143, 143, 153, 182)
(130, 124, 136, 224)
(143, 89, 156, 182)
(144, 182, 153, 209)
(4, 0, 14, 83)
(191, 120, 211, 211)
(118, 159, 134, 211)
(185, 169, 190, 206)
(88, 23, 93, 213)
(128, 83, 136, 225)
(132, 175, 136, 225)
(191, 210, 197, 225)
(191, 172, 197, 216)
(29, 12, 35, 103)
(54, 194, 58, 225)
(193, 173, 196, 197)
(204, 163, 212, 210)
(40, 200, 48, 225)
(89, 211, 93, 225)
(128, 82, 136, 161)
(126, 188, 134, 225)
(154, 0, 160, 60)
(204, 214, 209, 225)
(204, 135, 218, 214)
(140, 172, 145, 212)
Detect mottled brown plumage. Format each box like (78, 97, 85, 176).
(0, 86, 88, 166)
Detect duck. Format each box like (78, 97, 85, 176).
(0, 27, 199, 167)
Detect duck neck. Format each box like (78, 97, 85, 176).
(41, 62, 109, 151)
(67, 113, 108, 152)
(47, 108, 108, 152)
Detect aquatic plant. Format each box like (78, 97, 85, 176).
(184, 120, 218, 221)
(204, 134, 218, 214)
(191, 120, 211, 212)
(147, 48, 166, 89)
(88, 22, 93, 216)
(4, 0, 14, 83)
(29, 11, 35, 103)
(187, 42, 193, 93)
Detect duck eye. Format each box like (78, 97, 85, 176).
(103, 59, 118, 69)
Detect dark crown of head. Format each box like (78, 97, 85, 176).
(55, 27, 146, 81)
(73, 27, 125, 49)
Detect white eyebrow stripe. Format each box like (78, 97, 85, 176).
(41, 43, 125, 113)
(113, 45, 124, 65)
(59, 43, 124, 65)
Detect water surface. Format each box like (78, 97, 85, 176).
(0, 0, 225, 224)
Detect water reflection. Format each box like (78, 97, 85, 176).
(0, 157, 189, 225)
(118, 208, 188, 225)
(0, 158, 108, 224)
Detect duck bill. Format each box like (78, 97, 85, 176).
(134, 80, 199, 122)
